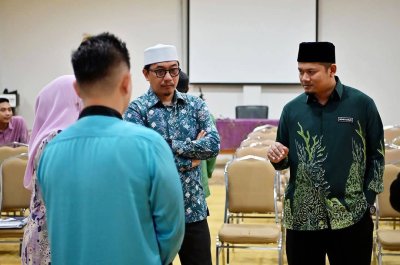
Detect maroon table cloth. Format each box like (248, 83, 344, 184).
(216, 118, 279, 152)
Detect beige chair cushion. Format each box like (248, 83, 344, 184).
(0, 227, 25, 238)
(385, 148, 400, 166)
(377, 230, 400, 251)
(384, 126, 400, 144)
(219, 223, 280, 244)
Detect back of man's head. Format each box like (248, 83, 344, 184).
(71, 32, 130, 86)
(176, 71, 189, 93)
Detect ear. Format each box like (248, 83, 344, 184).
(329, 64, 337, 77)
(120, 72, 132, 96)
(73, 80, 82, 98)
(142, 68, 150, 81)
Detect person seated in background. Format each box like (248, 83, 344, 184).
(390, 172, 400, 212)
(176, 71, 216, 199)
(0, 97, 29, 145)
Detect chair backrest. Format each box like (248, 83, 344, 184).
(247, 130, 276, 141)
(385, 148, 400, 166)
(384, 125, 400, 144)
(377, 164, 400, 218)
(239, 138, 261, 148)
(392, 136, 400, 147)
(0, 146, 28, 165)
(226, 156, 276, 214)
(235, 146, 269, 159)
(253, 124, 278, 133)
(235, 105, 269, 119)
(1, 154, 31, 211)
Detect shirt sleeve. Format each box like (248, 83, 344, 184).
(123, 102, 147, 126)
(150, 137, 185, 265)
(16, 116, 30, 144)
(171, 101, 220, 160)
(364, 100, 385, 204)
(271, 106, 290, 170)
(174, 156, 194, 172)
(206, 156, 217, 178)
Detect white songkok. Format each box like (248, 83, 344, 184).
(144, 44, 179, 66)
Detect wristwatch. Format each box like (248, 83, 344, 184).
(368, 204, 376, 215)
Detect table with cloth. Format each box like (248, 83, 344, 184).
(215, 118, 279, 154)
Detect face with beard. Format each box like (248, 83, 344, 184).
(298, 62, 336, 97)
(143, 61, 179, 103)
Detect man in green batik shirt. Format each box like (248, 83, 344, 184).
(268, 42, 384, 265)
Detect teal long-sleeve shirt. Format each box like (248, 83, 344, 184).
(38, 106, 185, 265)
(272, 77, 384, 231)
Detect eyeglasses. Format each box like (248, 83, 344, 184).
(148, 67, 181, 78)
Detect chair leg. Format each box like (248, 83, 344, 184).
(222, 247, 226, 265)
(377, 243, 382, 265)
(278, 248, 283, 265)
(216, 244, 220, 265)
(19, 238, 22, 257)
(227, 244, 230, 264)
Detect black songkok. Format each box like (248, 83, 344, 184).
(297, 42, 336, 63)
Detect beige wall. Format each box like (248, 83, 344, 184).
(0, 0, 399, 127)
(0, 0, 184, 127)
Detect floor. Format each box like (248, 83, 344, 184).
(1, 164, 399, 264)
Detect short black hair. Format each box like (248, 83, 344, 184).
(0, 98, 10, 104)
(176, 71, 189, 93)
(71, 32, 130, 84)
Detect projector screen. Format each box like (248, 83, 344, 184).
(189, 0, 317, 84)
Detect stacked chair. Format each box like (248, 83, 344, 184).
(216, 155, 283, 265)
(0, 148, 31, 255)
(215, 124, 287, 264)
(384, 125, 400, 148)
(236, 125, 289, 191)
(374, 164, 400, 264)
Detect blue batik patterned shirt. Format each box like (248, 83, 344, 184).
(124, 88, 220, 223)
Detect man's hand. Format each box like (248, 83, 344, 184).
(267, 142, 289, 163)
(196, 130, 206, 140)
(191, 159, 201, 168)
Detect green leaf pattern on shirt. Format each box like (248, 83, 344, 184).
(284, 123, 329, 230)
(368, 142, 385, 193)
(285, 121, 383, 230)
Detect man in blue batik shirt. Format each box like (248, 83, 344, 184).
(124, 44, 220, 265)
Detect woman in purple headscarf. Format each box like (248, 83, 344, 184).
(22, 75, 82, 265)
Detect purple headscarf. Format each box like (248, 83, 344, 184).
(24, 75, 82, 189)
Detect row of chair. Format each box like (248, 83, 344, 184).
(0, 145, 31, 254)
(216, 125, 282, 264)
(216, 155, 283, 265)
(374, 164, 400, 264)
(215, 123, 400, 264)
(384, 124, 400, 147)
(216, 158, 400, 265)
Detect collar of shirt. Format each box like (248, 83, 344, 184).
(306, 76, 344, 105)
(146, 87, 186, 108)
(78, 105, 122, 120)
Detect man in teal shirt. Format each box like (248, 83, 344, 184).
(268, 42, 384, 265)
(38, 33, 184, 265)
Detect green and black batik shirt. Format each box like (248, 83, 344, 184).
(273, 76, 384, 231)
